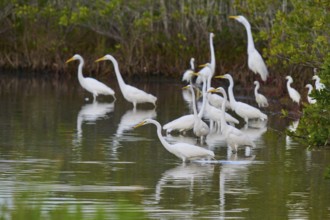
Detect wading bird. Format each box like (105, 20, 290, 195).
(208, 87, 255, 153)
(66, 54, 115, 101)
(134, 119, 215, 162)
(95, 54, 157, 109)
(254, 81, 269, 108)
(216, 74, 267, 124)
(229, 15, 269, 81)
(305, 84, 316, 104)
(285, 76, 301, 105)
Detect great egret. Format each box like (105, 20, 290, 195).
(253, 81, 269, 107)
(134, 119, 215, 162)
(312, 75, 325, 91)
(163, 70, 208, 134)
(285, 76, 301, 104)
(216, 74, 268, 124)
(305, 84, 316, 104)
(66, 54, 116, 101)
(182, 85, 209, 142)
(195, 68, 239, 128)
(196, 33, 215, 85)
(208, 87, 255, 153)
(95, 54, 157, 109)
(229, 15, 269, 81)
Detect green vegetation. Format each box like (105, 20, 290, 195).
(0, 1, 329, 146)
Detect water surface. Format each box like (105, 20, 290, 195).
(0, 75, 329, 219)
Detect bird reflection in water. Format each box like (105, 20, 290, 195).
(72, 101, 115, 160)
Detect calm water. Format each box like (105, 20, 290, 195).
(0, 75, 329, 219)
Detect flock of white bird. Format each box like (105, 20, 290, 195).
(66, 15, 325, 163)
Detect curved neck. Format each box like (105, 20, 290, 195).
(254, 83, 259, 95)
(77, 57, 85, 83)
(220, 92, 228, 129)
(189, 82, 198, 118)
(153, 121, 172, 152)
(227, 77, 237, 107)
(287, 79, 292, 89)
(210, 35, 215, 75)
(109, 57, 127, 91)
(243, 20, 255, 53)
(307, 86, 312, 94)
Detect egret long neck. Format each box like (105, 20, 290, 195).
(154, 121, 172, 152)
(220, 92, 228, 131)
(243, 20, 255, 53)
(210, 35, 215, 75)
(189, 83, 198, 118)
(198, 78, 207, 118)
(227, 77, 237, 108)
(77, 58, 85, 83)
(254, 83, 259, 96)
(109, 57, 127, 91)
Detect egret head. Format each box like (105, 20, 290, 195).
(133, 119, 154, 129)
(66, 54, 81, 63)
(95, 54, 114, 62)
(182, 70, 195, 82)
(210, 33, 215, 38)
(254, 81, 259, 86)
(182, 85, 191, 90)
(312, 75, 319, 81)
(229, 15, 248, 24)
(286, 76, 293, 82)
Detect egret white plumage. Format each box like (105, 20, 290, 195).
(312, 75, 325, 91)
(66, 54, 115, 101)
(95, 54, 157, 109)
(229, 15, 269, 81)
(183, 85, 209, 141)
(254, 81, 269, 107)
(196, 33, 215, 85)
(305, 84, 316, 104)
(208, 87, 255, 153)
(134, 119, 215, 162)
(285, 76, 301, 104)
(216, 74, 268, 124)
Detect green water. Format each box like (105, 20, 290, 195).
(0, 76, 329, 219)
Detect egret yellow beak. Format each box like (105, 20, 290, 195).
(215, 75, 225, 79)
(207, 88, 218, 93)
(182, 85, 190, 90)
(229, 15, 239, 19)
(65, 57, 76, 63)
(95, 56, 107, 62)
(133, 121, 146, 129)
(198, 63, 207, 68)
(193, 72, 200, 76)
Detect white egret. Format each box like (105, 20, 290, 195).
(229, 15, 269, 81)
(312, 75, 325, 91)
(216, 74, 268, 123)
(305, 84, 316, 104)
(196, 33, 216, 85)
(285, 76, 301, 105)
(134, 119, 215, 162)
(66, 54, 116, 101)
(163, 70, 208, 134)
(182, 85, 209, 142)
(95, 54, 157, 109)
(195, 68, 239, 128)
(208, 87, 255, 153)
(253, 81, 269, 107)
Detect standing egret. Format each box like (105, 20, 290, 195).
(229, 15, 269, 81)
(216, 74, 268, 124)
(183, 85, 209, 142)
(253, 81, 269, 107)
(208, 87, 255, 153)
(163, 71, 208, 134)
(312, 75, 325, 91)
(66, 54, 116, 101)
(95, 54, 157, 109)
(134, 119, 215, 162)
(305, 84, 316, 104)
(196, 33, 216, 85)
(285, 76, 301, 105)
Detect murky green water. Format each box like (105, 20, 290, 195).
(0, 75, 329, 219)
